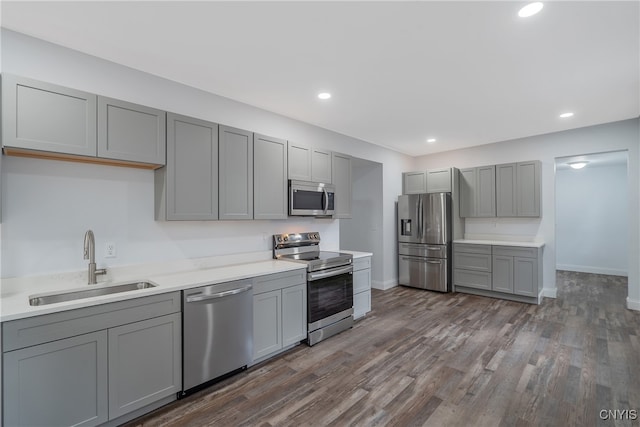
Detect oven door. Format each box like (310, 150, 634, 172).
(307, 265, 353, 330)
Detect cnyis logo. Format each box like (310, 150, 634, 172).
(599, 409, 638, 420)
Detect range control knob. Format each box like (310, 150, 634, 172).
(277, 237, 282, 242)
(283, 236, 288, 241)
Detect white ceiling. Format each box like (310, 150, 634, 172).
(2, 1, 638, 157)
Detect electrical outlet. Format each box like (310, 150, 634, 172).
(105, 242, 117, 258)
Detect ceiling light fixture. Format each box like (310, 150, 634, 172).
(317, 92, 331, 100)
(559, 112, 574, 118)
(568, 161, 588, 169)
(518, 2, 544, 18)
(427, 138, 436, 143)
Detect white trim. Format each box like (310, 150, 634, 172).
(556, 264, 627, 277)
(372, 279, 397, 290)
(541, 287, 557, 299)
(627, 297, 640, 311)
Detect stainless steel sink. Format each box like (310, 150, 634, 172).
(28, 281, 157, 306)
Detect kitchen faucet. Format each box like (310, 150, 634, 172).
(83, 230, 107, 284)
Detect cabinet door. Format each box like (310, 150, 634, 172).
(108, 313, 181, 419)
(3, 331, 108, 427)
(282, 284, 307, 347)
(353, 267, 371, 294)
(311, 148, 332, 183)
(287, 142, 312, 181)
(517, 161, 541, 217)
(219, 125, 254, 220)
(354, 291, 371, 320)
(253, 290, 282, 360)
(514, 256, 538, 297)
(98, 96, 166, 165)
(164, 113, 218, 220)
(492, 255, 514, 294)
(458, 168, 475, 217)
(426, 168, 452, 193)
(332, 152, 352, 218)
(496, 163, 517, 217)
(403, 171, 427, 195)
(2, 74, 97, 156)
(476, 165, 496, 217)
(254, 134, 288, 219)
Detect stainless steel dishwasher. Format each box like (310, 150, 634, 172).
(181, 279, 253, 395)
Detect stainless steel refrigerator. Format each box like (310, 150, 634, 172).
(397, 193, 452, 292)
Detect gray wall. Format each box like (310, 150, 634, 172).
(556, 161, 628, 276)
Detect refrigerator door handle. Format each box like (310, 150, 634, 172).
(418, 195, 424, 239)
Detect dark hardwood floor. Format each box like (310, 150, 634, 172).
(126, 271, 640, 427)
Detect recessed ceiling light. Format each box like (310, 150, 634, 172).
(518, 2, 544, 18)
(559, 112, 574, 118)
(568, 161, 588, 169)
(317, 92, 331, 100)
(427, 138, 436, 143)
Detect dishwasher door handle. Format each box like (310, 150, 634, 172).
(185, 284, 253, 303)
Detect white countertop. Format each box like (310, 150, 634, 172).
(1, 249, 374, 322)
(1, 260, 306, 322)
(453, 239, 545, 248)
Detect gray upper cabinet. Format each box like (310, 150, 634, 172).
(97, 96, 166, 165)
(332, 151, 352, 218)
(219, 125, 254, 220)
(287, 142, 312, 181)
(458, 166, 496, 218)
(2, 74, 97, 156)
(311, 148, 332, 183)
(402, 171, 427, 194)
(426, 168, 452, 193)
(496, 161, 541, 217)
(156, 113, 219, 221)
(254, 133, 288, 219)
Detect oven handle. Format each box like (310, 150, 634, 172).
(308, 265, 354, 281)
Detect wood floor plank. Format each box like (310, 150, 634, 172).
(125, 270, 640, 427)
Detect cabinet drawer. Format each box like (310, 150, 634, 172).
(2, 292, 181, 352)
(453, 243, 491, 255)
(454, 269, 492, 291)
(493, 246, 538, 258)
(253, 269, 306, 295)
(353, 257, 371, 272)
(453, 252, 492, 272)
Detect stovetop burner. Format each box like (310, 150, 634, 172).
(273, 232, 352, 272)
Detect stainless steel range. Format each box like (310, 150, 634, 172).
(273, 232, 354, 346)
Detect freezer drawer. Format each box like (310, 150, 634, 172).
(399, 242, 447, 258)
(398, 255, 449, 292)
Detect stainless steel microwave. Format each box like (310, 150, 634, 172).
(289, 180, 335, 217)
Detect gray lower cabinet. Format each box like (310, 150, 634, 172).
(252, 270, 307, 363)
(97, 96, 166, 165)
(3, 331, 109, 427)
(219, 125, 253, 220)
(2, 75, 166, 168)
(454, 243, 542, 303)
(353, 256, 372, 319)
(254, 133, 288, 219)
(2, 292, 181, 426)
(332, 152, 352, 218)
(108, 313, 181, 419)
(156, 113, 219, 220)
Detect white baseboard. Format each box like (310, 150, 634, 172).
(556, 264, 627, 277)
(627, 297, 640, 311)
(372, 279, 397, 291)
(541, 287, 557, 299)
